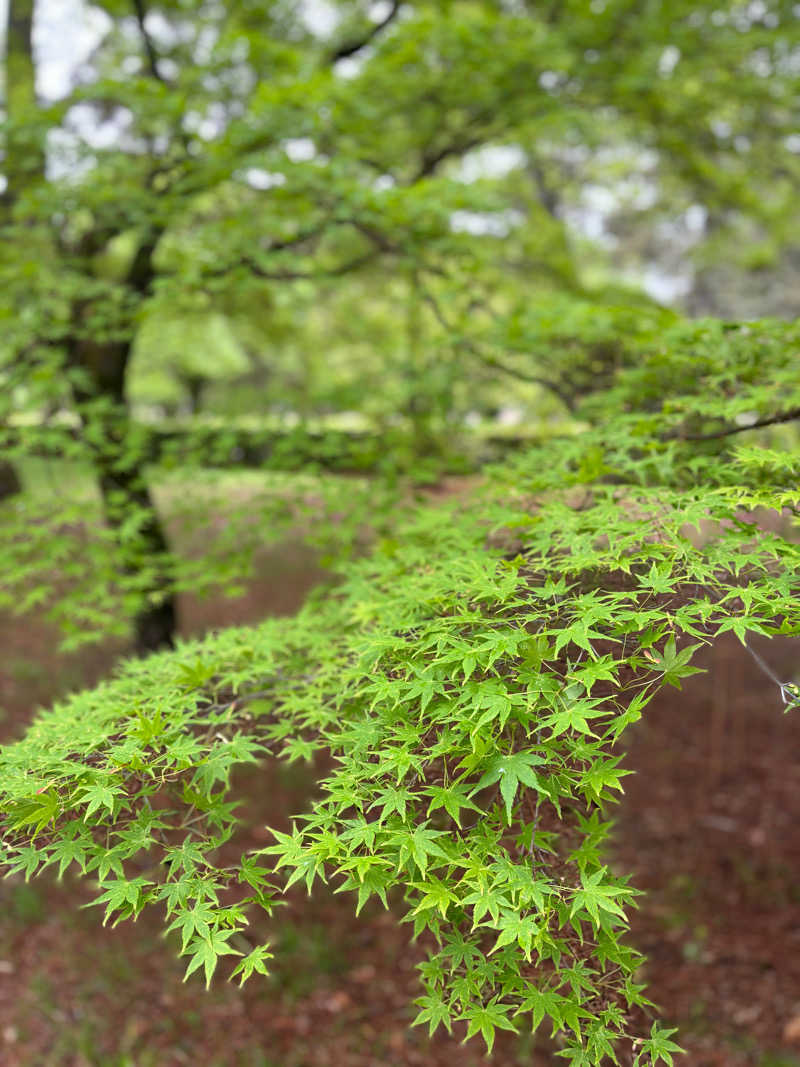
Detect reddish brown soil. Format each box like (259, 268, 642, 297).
(614, 635, 800, 1066)
(1, 552, 799, 1066)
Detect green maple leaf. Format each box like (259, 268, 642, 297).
(396, 824, 450, 876)
(635, 1023, 684, 1066)
(230, 944, 273, 987)
(413, 993, 453, 1036)
(472, 752, 546, 821)
(182, 928, 242, 989)
(489, 909, 542, 961)
(462, 998, 518, 1052)
(426, 782, 482, 827)
(570, 868, 632, 927)
(645, 638, 704, 689)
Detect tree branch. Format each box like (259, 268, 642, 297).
(349, 219, 401, 255)
(207, 215, 399, 282)
(410, 87, 534, 183)
(472, 352, 577, 413)
(215, 248, 379, 282)
(670, 406, 800, 442)
(329, 1, 402, 63)
(132, 0, 167, 83)
(419, 287, 576, 413)
(414, 135, 484, 182)
(264, 221, 331, 253)
(527, 158, 560, 220)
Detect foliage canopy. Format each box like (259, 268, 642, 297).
(3, 317, 800, 1063)
(2, 2, 800, 1063)
(2, 0, 799, 646)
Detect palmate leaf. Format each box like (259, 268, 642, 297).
(570, 868, 634, 928)
(488, 909, 543, 961)
(410, 877, 459, 918)
(165, 899, 219, 951)
(462, 998, 518, 1053)
(471, 752, 546, 821)
(413, 992, 453, 1036)
(182, 929, 243, 990)
(334, 853, 394, 912)
(88, 876, 155, 927)
(76, 782, 121, 821)
(6, 790, 60, 838)
(396, 824, 451, 877)
(643, 638, 705, 689)
(568, 654, 620, 694)
(230, 944, 274, 987)
(634, 1023, 684, 1066)
(425, 782, 482, 827)
(3, 270, 800, 1067)
(50, 831, 89, 879)
(4, 844, 45, 881)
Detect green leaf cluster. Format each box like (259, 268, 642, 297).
(3, 330, 800, 1063)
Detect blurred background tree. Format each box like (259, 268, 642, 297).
(1, 0, 798, 651)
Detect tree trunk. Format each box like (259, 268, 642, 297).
(69, 331, 177, 654)
(97, 441, 177, 654)
(184, 374, 206, 415)
(405, 268, 437, 455)
(0, 461, 22, 500)
(3, 0, 46, 205)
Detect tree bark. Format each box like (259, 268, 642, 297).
(184, 374, 206, 415)
(97, 436, 177, 654)
(67, 229, 177, 653)
(0, 461, 22, 500)
(68, 332, 177, 653)
(3, 0, 45, 205)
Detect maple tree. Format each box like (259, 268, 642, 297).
(2, 2, 800, 1062)
(2, 0, 798, 648)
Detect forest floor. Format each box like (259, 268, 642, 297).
(1, 540, 800, 1067)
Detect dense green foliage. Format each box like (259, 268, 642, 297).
(2, 0, 799, 648)
(3, 2, 800, 1062)
(3, 320, 800, 1063)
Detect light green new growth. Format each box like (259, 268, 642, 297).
(2, 321, 799, 1064)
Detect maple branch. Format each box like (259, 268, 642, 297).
(330, 1, 402, 63)
(218, 248, 379, 282)
(476, 353, 578, 413)
(419, 287, 576, 413)
(132, 0, 167, 83)
(410, 89, 531, 182)
(414, 135, 484, 181)
(208, 215, 398, 282)
(528, 158, 560, 220)
(670, 406, 800, 441)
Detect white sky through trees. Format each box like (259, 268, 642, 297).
(0, 0, 689, 302)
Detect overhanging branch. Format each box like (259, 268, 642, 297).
(668, 406, 800, 442)
(329, 1, 402, 63)
(414, 135, 484, 182)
